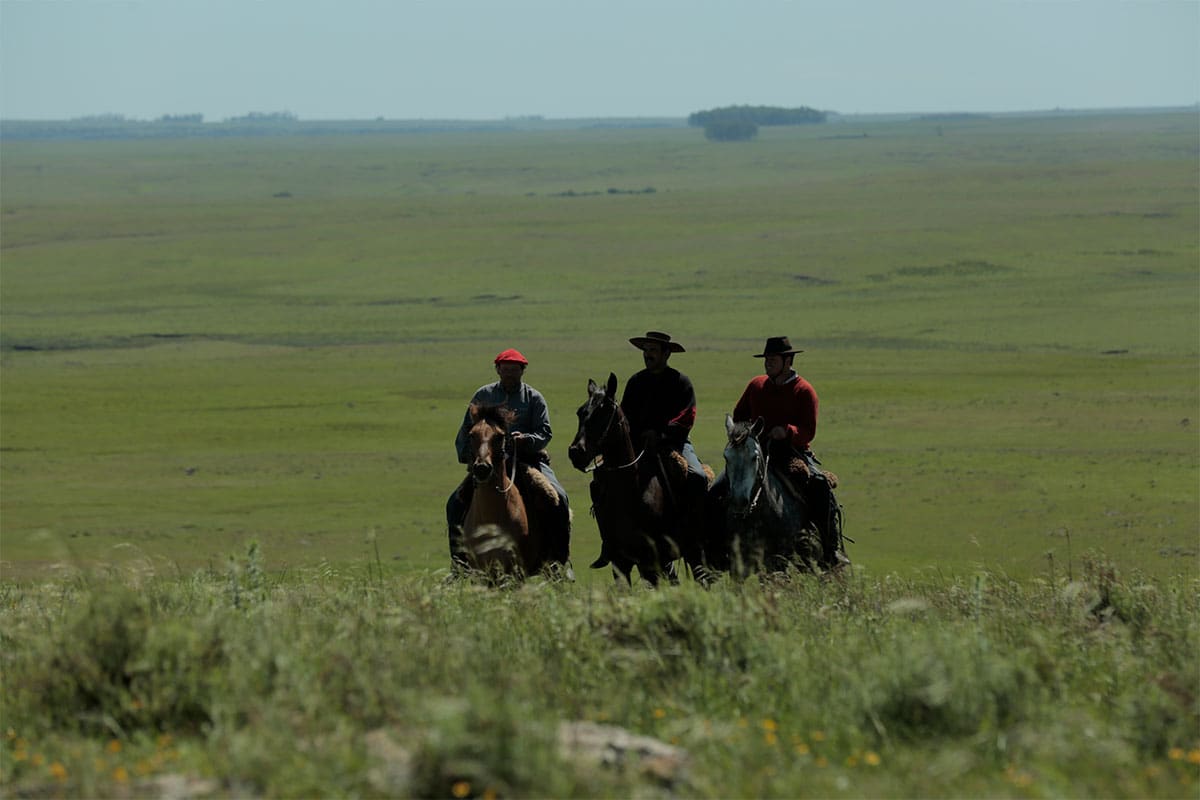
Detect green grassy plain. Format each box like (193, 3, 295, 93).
(2, 113, 1198, 582)
(2, 113, 1199, 799)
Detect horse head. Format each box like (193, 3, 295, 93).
(724, 415, 766, 517)
(468, 404, 515, 485)
(568, 372, 624, 471)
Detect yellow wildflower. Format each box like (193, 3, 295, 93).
(106, 739, 122, 754)
(815, 756, 829, 768)
(451, 780, 471, 798)
(31, 753, 44, 767)
(794, 742, 810, 755)
(113, 766, 129, 783)
(1169, 747, 1185, 761)
(761, 718, 778, 732)
(845, 754, 859, 767)
(482, 789, 497, 800)
(811, 730, 826, 742)
(764, 731, 778, 747)
(653, 708, 667, 719)
(865, 751, 882, 766)
(1188, 749, 1200, 765)
(49, 762, 68, 781)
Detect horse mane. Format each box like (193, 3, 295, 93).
(727, 419, 757, 447)
(470, 403, 515, 430)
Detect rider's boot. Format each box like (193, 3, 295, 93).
(447, 479, 474, 574)
(806, 477, 843, 570)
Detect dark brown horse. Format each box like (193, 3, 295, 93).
(461, 404, 549, 581)
(567, 373, 701, 586)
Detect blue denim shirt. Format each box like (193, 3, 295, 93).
(454, 381, 552, 464)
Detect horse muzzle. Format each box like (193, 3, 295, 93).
(728, 498, 752, 518)
(471, 461, 494, 483)
(567, 443, 591, 471)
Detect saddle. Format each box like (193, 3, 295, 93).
(779, 457, 838, 490)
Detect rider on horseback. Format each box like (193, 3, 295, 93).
(714, 336, 846, 570)
(445, 348, 572, 574)
(620, 331, 710, 568)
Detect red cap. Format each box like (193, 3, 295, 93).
(493, 348, 529, 366)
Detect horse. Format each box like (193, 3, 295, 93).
(714, 415, 823, 577)
(567, 373, 699, 586)
(459, 403, 552, 581)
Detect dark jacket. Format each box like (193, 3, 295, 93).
(620, 367, 697, 449)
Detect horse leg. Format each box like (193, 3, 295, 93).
(611, 560, 633, 586)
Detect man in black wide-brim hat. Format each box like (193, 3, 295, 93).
(619, 331, 710, 565)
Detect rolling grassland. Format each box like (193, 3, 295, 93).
(1, 112, 1197, 797)
(2, 113, 1196, 581)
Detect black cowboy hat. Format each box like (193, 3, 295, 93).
(753, 336, 804, 357)
(629, 331, 686, 353)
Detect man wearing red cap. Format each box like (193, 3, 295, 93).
(446, 348, 571, 574)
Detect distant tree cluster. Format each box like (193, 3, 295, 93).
(158, 114, 204, 123)
(688, 105, 827, 141)
(227, 111, 298, 123)
(72, 113, 126, 122)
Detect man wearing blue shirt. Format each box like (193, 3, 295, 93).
(446, 348, 571, 572)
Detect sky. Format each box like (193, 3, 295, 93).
(2, 0, 1197, 121)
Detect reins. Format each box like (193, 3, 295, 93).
(582, 397, 645, 473)
(729, 434, 771, 517)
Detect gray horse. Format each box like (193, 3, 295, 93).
(717, 415, 823, 576)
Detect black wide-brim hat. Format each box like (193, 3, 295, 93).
(630, 331, 686, 353)
(753, 336, 804, 357)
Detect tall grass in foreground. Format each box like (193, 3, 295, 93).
(2, 551, 1197, 798)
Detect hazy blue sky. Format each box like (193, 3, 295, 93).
(2, 0, 1197, 120)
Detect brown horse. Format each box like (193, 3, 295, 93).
(461, 404, 548, 581)
(567, 373, 704, 586)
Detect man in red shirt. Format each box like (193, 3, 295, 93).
(723, 336, 845, 568)
(733, 336, 819, 454)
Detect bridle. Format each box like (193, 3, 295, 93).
(581, 395, 645, 473)
(729, 433, 771, 517)
(472, 426, 517, 493)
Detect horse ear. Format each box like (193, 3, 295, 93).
(587, 378, 598, 396)
(751, 417, 765, 437)
(725, 413, 735, 436)
(606, 372, 618, 397)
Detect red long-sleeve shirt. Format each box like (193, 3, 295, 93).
(732, 372, 818, 450)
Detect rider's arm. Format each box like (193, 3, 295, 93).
(787, 379, 818, 450)
(454, 406, 474, 464)
(515, 388, 552, 457)
(664, 373, 697, 447)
